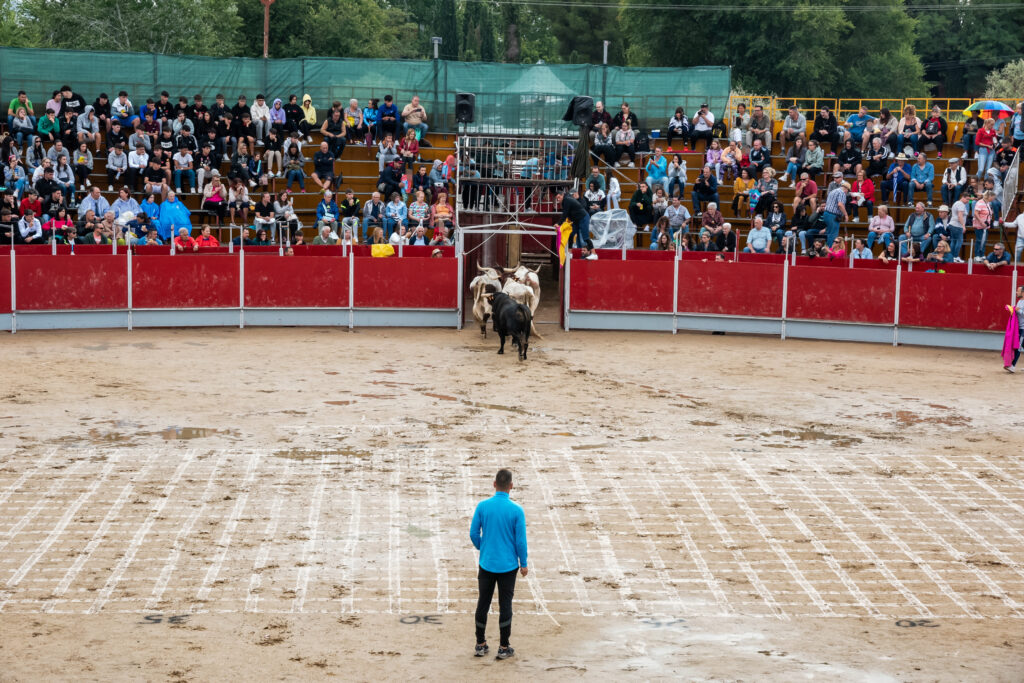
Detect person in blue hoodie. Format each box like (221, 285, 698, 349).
(377, 94, 399, 141)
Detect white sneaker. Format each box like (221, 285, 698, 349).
(779, 173, 789, 183)
(788, 183, 796, 189)
(85, 178, 91, 187)
(107, 185, 113, 191)
(628, 162, 635, 168)
(223, 154, 230, 162)
(248, 180, 256, 187)
(614, 162, 621, 168)
(851, 216, 859, 222)
(306, 136, 313, 143)
(256, 140, 264, 147)
(175, 187, 182, 194)
(1005, 366, 1016, 373)
(961, 152, 968, 159)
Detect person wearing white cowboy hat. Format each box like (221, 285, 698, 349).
(941, 155, 966, 206)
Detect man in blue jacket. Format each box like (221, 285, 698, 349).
(470, 469, 528, 660)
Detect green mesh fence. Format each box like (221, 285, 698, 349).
(0, 47, 730, 134)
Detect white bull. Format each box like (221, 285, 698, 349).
(501, 279, 543, 339)
(470, 262, 504, 337)
(504, 264, 541, 316)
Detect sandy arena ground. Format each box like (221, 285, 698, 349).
(0, 324, 1022, 681)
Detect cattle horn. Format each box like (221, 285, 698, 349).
(502, 267, 517, 274)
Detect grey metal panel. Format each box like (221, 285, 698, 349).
(569, 311, 674, 332)
(132, 308, 240, 328)
(898, 327, 1002, 351)
(785, 320, 894, 345)
(245, 308, 350, 327)
(15, 310, 130, 330)
(675, 314, 783, 336)
(352, 309, 458, 328)
(1, 314, 10, 332)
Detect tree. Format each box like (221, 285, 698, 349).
(462, 1, 497, 62)
(535, 0, 620, 64)
(21, 0, 241, 56)
(839, 0, 927, 97)
(435, 0, 459, 60)
(985, 59, 1024, 98)
(501, 5, 521, 63)
(0, 0, 37, 47)
(236, 0, 314, 59)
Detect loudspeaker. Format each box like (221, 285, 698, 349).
(455, 92, 475, 123)
(563, 96, 594, 127)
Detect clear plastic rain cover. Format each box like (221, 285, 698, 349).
(589, 209, 636, 249)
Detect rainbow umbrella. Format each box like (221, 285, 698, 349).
(962, 100, 1014, 119)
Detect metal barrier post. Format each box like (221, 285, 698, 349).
(9, 250, 15, 333)
(127, 246, 133, 331)
(893, 261, 902, 347)
(563, 251, 571, 332)
(781, 256, 789, 340)
(672, 249, 679, 335)
(239, 248, 245, 329)
(347, 246, 354, 330)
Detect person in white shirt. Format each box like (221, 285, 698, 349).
(250, 94, 271, 144)
(18, 209, 43, 243)
(172, 146, 195, 193)
(690, 103, 715, 153)
(127, 143, 149, 192)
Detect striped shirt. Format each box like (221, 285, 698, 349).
(824, 187, 846, 215)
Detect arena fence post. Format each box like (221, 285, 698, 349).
(239, 248, 245, 329)
(347, 246, 354, 330)
(781, 256, 789, 341)
(9, 249, 15, 334)
(893, 261, 902, 347)
(456, 229, 464, 330)
(563, 251, 571, 332)
(968, 239, 974, 274)
(127, 246, 133, 332)
(672, 244, 680, 335)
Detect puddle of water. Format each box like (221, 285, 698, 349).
(760, 428, 862, 448)
(405, 524, 434, 538)
(273, 447, 371, 460)
(324, 400, 354, 406)
(161, 427, 230, 441)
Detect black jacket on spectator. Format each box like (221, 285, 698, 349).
(92, 97, 111, 120)
(62, 91, 87, 115)
(560, 195, 588, 225)
(210, 103, 229, 121)
(284, 103, 303, 127)
(107, 128, 127, 149)
(156, 132, 176, 156)
(232, 120, 256, 140)
(813, 113, 837, 136)
(231, 103, 251, 121)
(155, 100, 174, 121)
(612, 111, 639, 130)
(377, 166, 402, 198)
(186, 103, 208, 124)
(175, 133, 199, 155)
(714, 230, 737, 252)
(35, 177, 61, 198)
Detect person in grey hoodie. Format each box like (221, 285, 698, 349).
(127, 127, 151, 152)
(76, 105, 101, 152)
(428, 158, 448, 194)
(106, 145, 128, 191)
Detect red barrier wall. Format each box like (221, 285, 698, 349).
(571, 259, 675, 312)
(133, 255, 239, 309)
(787, 267, 896, 324)
(0, 255, 10, 314)
(16, 254, 127, 311)
(244, 256, 349, 308)
(899, 271, 1011, 331)
(353, 257, 458, 309)
(677, 260, 784, 318)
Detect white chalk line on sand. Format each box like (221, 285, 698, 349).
(88, 451, 196, 614)
(705, 450, 833, 616)
(938, 454, 1024, 519)
(195, 449, 260, 610)
(0, 448, 58, 510)
(731, 452, 880, 619)
(526, 450, 596, 616)
(292, 451, 327, 614)
(769, 452, 923, 619)
(592, 448, 685, 616)
(0, 458, 90, 560)
(663, 449, 787, 620)
(0, 452, 120, 611)
(938, 454, 1024, 548)
(387, 454, 401, 614)
(859, 452, 1023, 617)
(148, 448, 230, 611)
(638, 455, 733, 615)
(340, 465, 362, 614)
(562, 447, 640, 615)
(423, 450, 449, 613)
(245, 457, 294, 613)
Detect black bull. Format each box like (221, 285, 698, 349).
(488, 292, 532, 361)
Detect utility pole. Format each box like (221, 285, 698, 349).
(432, 37, 442, 132)
(261, 0, 276, 59)
(601, 40, 609, 107)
